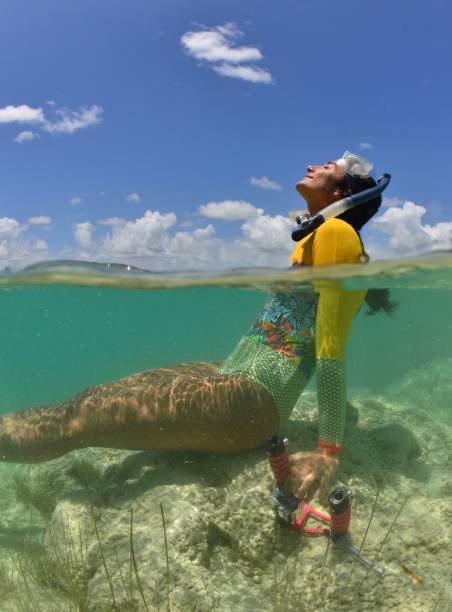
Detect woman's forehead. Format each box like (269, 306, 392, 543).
(325, 161, 346, 176)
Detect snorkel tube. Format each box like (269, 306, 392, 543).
(291, 173, 391, 242)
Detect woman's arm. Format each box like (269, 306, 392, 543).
(315, 282, 365, 448)
(287, 219, 365, 501)
(312, 219, 366, 448)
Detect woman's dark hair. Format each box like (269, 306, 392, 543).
(335, 174, 382, 231)
(334, 173, 398, 316)
(364, 288, 399, 316)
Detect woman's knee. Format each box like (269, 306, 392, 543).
(200, 375, 279, 451)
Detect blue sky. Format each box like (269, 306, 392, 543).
(0, 0, 451, 269)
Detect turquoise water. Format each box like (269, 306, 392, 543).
(0, 257, 451, 610)
(1, 258, 451, 412)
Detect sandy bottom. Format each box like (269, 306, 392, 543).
(0, 388, 451, 611)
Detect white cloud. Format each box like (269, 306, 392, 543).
(167, 226, 218, 264)
(126, 192, 141, 203)
(0, 216, 49, 267)
(370, 201, 452, 256)
(0, 217, 23, 239)
(1, 103, 103, 141)
(424, 222, 452, 244)
(198, 200, 262, 221)
(33, 239, 48, 251)
(212, 63, 272, 83)
(90, 206, 293, 269)
(179, 220, 193, 229)
(4, 195, 452, 271)
(44, 105, 103, 135)
(14, 130, 39, 143)
(359, 142, 374, 150)
(28, 216, 51, 225)
(193, 224, 215, 238)
(97, 217, 125, 226)
(181, 23, 262, 63)
(102, 210, 177, 255)
(383, 197, 402, 207)
(181, 23, 273, 84)
(0, 216, 28, 261)
(74, 222, 94, 247)
(250, 176, 282, 191)
(0, 105, 44, 124)
(70, 197, 82, 205)
(166, 216, 292, 269)
(241, 213, 293, 252)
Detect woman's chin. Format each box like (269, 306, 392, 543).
(295, 181, 309, 197)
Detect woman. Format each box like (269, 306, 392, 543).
(0, 152, 388, 503)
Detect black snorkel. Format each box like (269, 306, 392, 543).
(291, 173, 391, 242)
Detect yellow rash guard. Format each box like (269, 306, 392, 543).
(219, 218, 366, 446)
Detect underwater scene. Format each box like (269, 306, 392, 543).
(0, 256, 451, 612)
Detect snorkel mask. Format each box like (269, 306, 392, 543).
(291, 151, 391, 242)
(336, 150, 373, 178)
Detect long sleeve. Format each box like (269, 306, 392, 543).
(311, 220, 366, 446)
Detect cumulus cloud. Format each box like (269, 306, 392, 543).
(383, 197, 403, 207)
(193, 224, 215, 238)
(43, 105, 103, 135)
(181, 23, 262, 63)
(70, 197, 82, 205)
(371, 201, 452, 256)
(4, 195, 451, 270)
(0, 216, 48, 267)
(359, 142, 374, 150)
(179, 220, 194, 229)
(0, 216, 28, 261)
(33, 239, 48, 251)
(28, 216, 51, 225)
(0, 103, 103, 141)
(0, 105, 44, 124)
(74, 200, 451, 269)
(241, 214, 293, 252)
(198, 200, 262, 221)
(97, 217, 125, 226)
(74, 222, 94, 247)
(0, 217, 23, 239)
(212, 63, 272, 83)
(250, 176, 282, 191)
(181, 23, 272, 84)
(14, 130, 39, 143)
(166, 215, 292, 269)
(126, 192, 141, 203)
(90, 206, 293, 270)
(102, 211, 177, 255)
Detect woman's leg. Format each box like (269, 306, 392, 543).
(0, 362, 279, 463)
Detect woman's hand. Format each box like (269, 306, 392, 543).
(285, 449, 340, 504)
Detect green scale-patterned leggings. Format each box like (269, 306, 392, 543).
(219, 290, 346, 445)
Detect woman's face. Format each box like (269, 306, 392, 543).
(296, 161, 347, 214)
